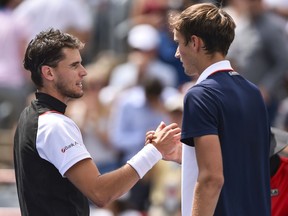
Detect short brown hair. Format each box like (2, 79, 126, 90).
(24, 28, 84, 88)
(169, 3, 236, 56)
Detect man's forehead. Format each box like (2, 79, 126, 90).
(58, 48, 82, 64)
(62, 48, 80, 58)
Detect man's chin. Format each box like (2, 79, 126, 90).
(68, 92, 84, 100)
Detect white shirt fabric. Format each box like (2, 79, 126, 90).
(181, 144, 198, 216)
(37, 112, 91, 176)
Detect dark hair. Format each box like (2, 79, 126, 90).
(169, 3, 236, 56)
(24, 28, 84, 87)
(0, 0, 10, 7)
(142, 77, 163, 98)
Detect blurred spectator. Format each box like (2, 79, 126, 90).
(108, 76, 170, 214)
(109, 24, 178, 97)
(83, 0, 133, 63)
(117, 0, 192, 87)
(274, 110, 288, 156)
(13, 0, 93, 44)
(264, 0, 288, 22)
(128, 0, 176, 29)
(225, 0, 288, 125)
(0, 0, 31, 129)
(270, 127, 288, 216)
(274, 98, 288, 130)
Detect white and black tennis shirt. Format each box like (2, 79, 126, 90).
(14, 92, 92, 216)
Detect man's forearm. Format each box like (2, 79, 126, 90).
(192, 179, 223, 215)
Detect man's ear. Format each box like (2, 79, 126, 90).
(41, 65, 54, 81)
(190, 35, 203, 52)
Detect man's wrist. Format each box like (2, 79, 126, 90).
(127, 144, 162, 178)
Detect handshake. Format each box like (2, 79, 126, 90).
(145, 121, 182, 164)
(127, 121, 182, 179)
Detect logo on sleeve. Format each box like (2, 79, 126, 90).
(271, 188, 279, 197)
(61, 141, 80, 153)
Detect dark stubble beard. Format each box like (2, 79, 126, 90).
(55, 80, 84, 99)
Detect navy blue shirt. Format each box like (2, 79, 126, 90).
(181, 71, 271, 216)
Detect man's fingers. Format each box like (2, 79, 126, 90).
(155, 121, 166, 133)
(164, 123, 180, 131)
(153, 123, 181, 141)
(162, 123, 181, 135)
(145, 131, 155, 145)
(146, 131, 154, 137)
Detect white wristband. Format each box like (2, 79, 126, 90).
(127, 144, 162, 179)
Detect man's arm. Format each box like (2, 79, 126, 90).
(192, 135, 224, 216)
(65, 158, 139, 207)
(65, 122, 181, 207)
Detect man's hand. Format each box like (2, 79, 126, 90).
(145, 121, 166, 145)
(163, 141, 182, 164)
(145, 122, 182, 163)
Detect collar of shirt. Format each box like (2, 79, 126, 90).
(195, 60, 233, 85)
(35, 92, 67, 114)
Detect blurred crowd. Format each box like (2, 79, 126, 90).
(1, 0, 288, 215)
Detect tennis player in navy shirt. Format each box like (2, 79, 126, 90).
(168, 3, 271, 216)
